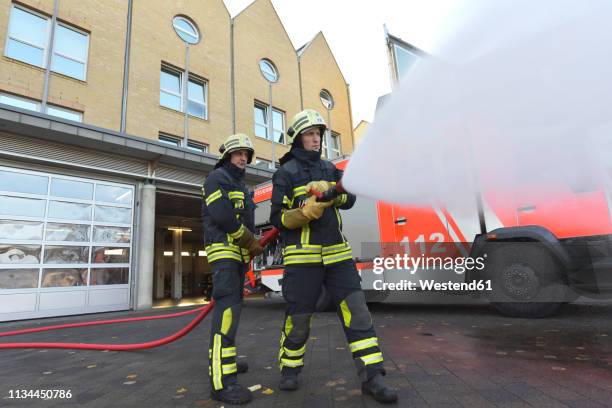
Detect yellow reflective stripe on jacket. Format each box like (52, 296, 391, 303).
(293, 186, 308, 195)
(283, 244, 322, 255)
(228, 191, 245, 200)
(300, 224, 310, 244)
(349, 337, 379, 353)
(322, 250, 353, 265)
(222, 347, 236, 358)
(282, 195, 291, 206)
(334, 207, 343, 230)
(284, 254, 323, 265)
(229, 224, 245, 240)
(360, 352, 384, 366)
(322, 242, 350, 255)
(205, 189, 223, 206)
(335, 194, 348, 206)
(206, 244, 243, 263)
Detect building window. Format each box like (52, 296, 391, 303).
(5, 4, 89, 81)
(187, 80, 206, 118)
(158, 133, 181, 147)
(160, 68, 182, 111)
(51, 25, 89, 80)
(320, 89, 334, 110)
(158, 133, 208, 152)
(160, 65, 208, 119)
(0, 93, 40, 112)
(46, 105, 82, 122)
(322, 131, 341, 159)
(254, 158, 279, 170)
(258, 59, 278, 83)
(172, 16, 200, 44)
(186, 141, 208, 153)
(0, 92, 82, 122)
(5, 6, 48, 67)
(253, 103, 284, 144)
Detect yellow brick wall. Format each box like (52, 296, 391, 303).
(0, 0, 127, 130)
(353, 120, 370, 147)
(232, 0, 301, 163)
(299, 33, 354, 155)
(126, 0, 232, 150)
(0, 0, 354, 159)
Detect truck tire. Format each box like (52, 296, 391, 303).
(315, 285, 334, 312)
(484, 243, 568, 318)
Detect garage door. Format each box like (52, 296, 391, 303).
(0, 166, 134, 321)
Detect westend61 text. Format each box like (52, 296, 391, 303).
(373, 279, 493, 291)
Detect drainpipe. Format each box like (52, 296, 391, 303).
(120, 0, 133, 133)
(41, 0, 59, 112)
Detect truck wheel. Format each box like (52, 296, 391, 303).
(484, 243, 568, 318)
(315, 285, 334, 312)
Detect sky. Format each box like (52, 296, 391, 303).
(223, 0, 463, 127)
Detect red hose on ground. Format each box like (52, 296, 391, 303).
(0, 231, 278, 350)
(0, 304, 207, 338)
(0, 301, 214, 350)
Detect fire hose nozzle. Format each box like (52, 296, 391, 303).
(310, 180, 346, 202)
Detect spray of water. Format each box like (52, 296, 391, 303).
(344, 0, 612, 213)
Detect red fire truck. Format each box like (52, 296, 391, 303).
(252, 157, 612, 318)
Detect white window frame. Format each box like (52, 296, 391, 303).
(4, 4, 89, 81)
(160, 66, 183, 111)
(51, 23, 90, 81)
(253, 102, 285, 144)
(160, 65, 208, 120)
(0, 165, 135, 293)
(0, 92, 41, 112)
(4, 4, 51, 69)
(322, 130, 341, 159)
(158, 133, 182, 147)
(46, 104, 83, 122)
(186, 140, 208, 153)
(186, 76, 208, 120)
(0, 92, 82, 122)
(172, 16, 200, 44)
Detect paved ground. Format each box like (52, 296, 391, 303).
(0, 297, 611, 407)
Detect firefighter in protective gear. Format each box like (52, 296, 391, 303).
(202, 133, 263, 405)
(270, 109, 398, 403)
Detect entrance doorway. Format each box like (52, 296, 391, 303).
(153, 191, 211, 301)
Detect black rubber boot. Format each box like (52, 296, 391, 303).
(279, 374, 299, 391)
(361, 373, 398, 403)
(237, 360, 249, 374)
(210, 383, 253, 405)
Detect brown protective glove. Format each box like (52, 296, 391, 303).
(281, 208, 310, 229)
(234, 227, 264, 257)
(301, 195, 333, 220)
(306, 180, 333, 194)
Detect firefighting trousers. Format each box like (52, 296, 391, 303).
(278, 260, 385, 382)
(208, 260, 247, 391)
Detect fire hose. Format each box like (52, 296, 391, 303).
(0, 228, 279, 351)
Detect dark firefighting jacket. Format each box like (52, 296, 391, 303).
(270, 148, 356, 266)
(202, 162, 255, 264)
